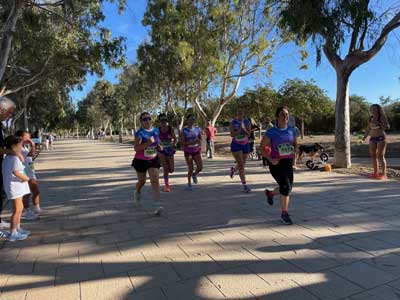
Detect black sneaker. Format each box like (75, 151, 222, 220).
(230, 167, 235, 179)
(265, 189, 274, 205)
(281, 213, 293, 225)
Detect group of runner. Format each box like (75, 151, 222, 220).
(131, 103, 390, 225)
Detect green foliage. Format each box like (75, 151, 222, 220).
(349, 94, 370, 131)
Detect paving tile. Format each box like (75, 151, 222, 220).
(332, 261, 397, 289)
(26, 282, 80, 300)
(350, 285, 400, 300)
(293, 271, 363, 300)
(163, 277, 224, 299)
(128, 263, 181, 291)
(207, 266, 271, 298)
(80, 274, 133, 300)
(56, 263, 103, 285)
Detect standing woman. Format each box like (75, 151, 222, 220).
(361, 104, 390, 179)
(157, 113, 177, 192)
(180, 114, 203, 190)
(229, 108, 252, 193)
(260, 106, 297, 225)
(132, 112, 163, 215)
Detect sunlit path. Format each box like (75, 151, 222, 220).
(1, 139, 400, 300)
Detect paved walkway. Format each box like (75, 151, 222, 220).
(1, 139, 400, 300)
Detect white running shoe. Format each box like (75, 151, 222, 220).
(34, 207, 43, 215)
(153, 206, 164, 216)
(18, 228, 31, 236)
(7, 231, 28, 242)
(22, 209, 39, 220)
(133, 191, 142, 205)
(0, 220, 10, 229)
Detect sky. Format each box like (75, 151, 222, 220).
(70, 0, 400, 105)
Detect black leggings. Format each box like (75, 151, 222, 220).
(269, 158, 294, 196)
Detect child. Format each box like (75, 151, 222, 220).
(16, 130, 42, 219)
(2, 135, 31, 241)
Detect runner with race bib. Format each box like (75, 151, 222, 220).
(229, 108, 252, 193)
(157, 113, 177, 192)
(132, 112, 163, 215)
(260, 106, 297, 225)
(180, 114, 203, 191)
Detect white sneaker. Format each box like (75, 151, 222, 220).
(7, 231, 28, 242)
(0, 230, 7, 238)
(18, 228, 31, 236)
(22, 209, 39, 220)
(0, 220, 10, 229)
(33, 207, 43, 215)
(133, 191, 142, 205)
(153, 206, 164, 216)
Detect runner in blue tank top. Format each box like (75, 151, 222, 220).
(260, 106, 298, 225)
(180, 114, 203, 190)
(229, 108, 252, 193)
(132, 112, 163, 215)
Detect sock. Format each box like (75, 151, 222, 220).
(281, 210, 288, 215)
(164, 175, 169, 186)
(242, 181, 247, 185)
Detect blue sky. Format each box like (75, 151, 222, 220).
(70, 0, 400, 104)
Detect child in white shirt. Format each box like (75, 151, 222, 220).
(2, 135, 31, 242)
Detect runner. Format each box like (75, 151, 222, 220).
(157, 113, 177, 192)
(180, 114, 203, 191)
(229, 108, 252, 193)
(131, 112, 163, 215)
(261, 106, 297, 225)
(361, 104, 390, 180)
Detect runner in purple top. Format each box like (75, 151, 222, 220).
(157, 113, 177, 192)
(132, 112, 163, 215)
(180, 114, 203, 190)
(260, 106, 298, 225)
(229, 108, 252, 193)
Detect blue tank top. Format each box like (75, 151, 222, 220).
(134, 127, 160, 160)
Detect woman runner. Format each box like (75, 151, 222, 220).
(261, 106, 297, 225)
(132, 112, 163, 215)
(180, 114, 203, 191)
(229, 108, 252, 193)
(157, 113, 177, 192)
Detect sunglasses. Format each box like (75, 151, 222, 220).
(142, 117, 152, 122)
(159, 118, 167, 122)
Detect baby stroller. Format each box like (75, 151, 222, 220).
(297, 143, 329, 170)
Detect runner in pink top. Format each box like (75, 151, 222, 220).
(180, 114, 203, 190)
(157, 113, 177, 192)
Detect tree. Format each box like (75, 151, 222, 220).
(278, 0, 400, 167)
(349, 95, 370, 132)
(141, 0, 285, 128)
(0, 1, 126, 85)
(278, 78, 334, 132)
(0, 1, 126, 130)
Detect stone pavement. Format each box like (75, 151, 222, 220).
(1, 139, 400, 300)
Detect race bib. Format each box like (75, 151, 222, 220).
(160, 141, 172, 148)
(278, 143, 294, 157)
(370, 123, 380, 130)
(235, 134, 247, 142)
(144, 147, 157, 158)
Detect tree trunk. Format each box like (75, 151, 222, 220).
(133, 114, 138, 133)
(334, 70, 351, 168)
(0, 0, 24, 83)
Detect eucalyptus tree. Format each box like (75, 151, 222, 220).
(278, 0, 400, 167)
(0, 0, 126, 85)
(141, 0, 284, 127)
